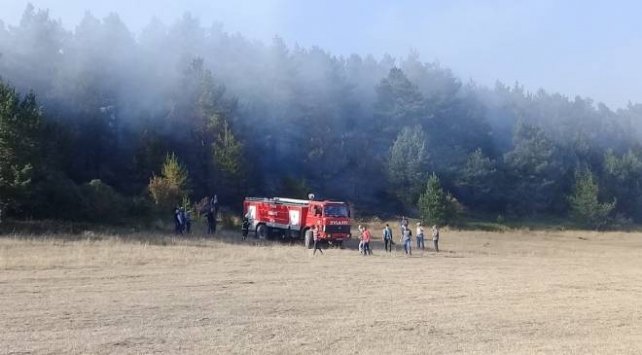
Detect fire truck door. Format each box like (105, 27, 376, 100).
(246, 205, 256, 226)
(289, 210, 300, 228)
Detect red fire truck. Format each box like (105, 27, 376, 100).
(242, 196, 352, 248)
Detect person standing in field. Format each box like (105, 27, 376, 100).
(358, 225, 364, 254)
(312, 225, 324, 255)
(382, 223, 393, 254)
(179, 207, 187, 233)
(416, 222, 425, 251)
(241, 214, 250, 239)
(185, 209, 192, 234)
(432, 225, 440, 252)
(361, 225, 372, 256)
(400, 216, 409, 235)
(174, 207, 183, 234)
(210, 194, 219, 216)
(402, 225, 412, 256)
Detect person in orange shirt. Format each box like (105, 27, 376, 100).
(361, 225, 372, 256)
(313, 224, 324, 255)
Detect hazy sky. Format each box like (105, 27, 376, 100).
(3, 0, 642, 108)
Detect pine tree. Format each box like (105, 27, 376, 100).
(213, 120, 243, 177)
(504, 122, 565, 215)
(568, 169, 615, 229)
(0, 81, 42, 214)
(387, 125, 429, 205)
(455, 148, 501, 210)
(148, 153, 190, 212)
(418, 173, 448, 226)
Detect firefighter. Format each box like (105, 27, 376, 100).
(241, 215, 250, 239)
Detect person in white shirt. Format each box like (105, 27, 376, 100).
(432, 225, 440, 252)
(416, 222, 425, 250)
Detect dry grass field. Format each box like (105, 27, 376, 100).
(1, 227, 642, 354)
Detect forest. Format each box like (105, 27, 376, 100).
(2, 5, 642, 228)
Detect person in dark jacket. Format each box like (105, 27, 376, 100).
(174, 207, 183, 234)
(179, 207, 187, 233)
(382, 224, 393, 254)
(185, 210, 192, 234)
(241, 216, 250, 239)
(206, 208, 215, 235)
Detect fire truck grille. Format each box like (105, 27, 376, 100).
(325, 225, 351, 234)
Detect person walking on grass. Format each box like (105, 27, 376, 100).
(402, 225, 412, 256)
(432, 225, 440, 252)
(383, 224, 393, 254)
(416, 222, 425, 251)
(313, 225, 324, 255)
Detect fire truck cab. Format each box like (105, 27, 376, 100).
(243, 196, 351, 248)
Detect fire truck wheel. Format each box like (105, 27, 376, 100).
(304, 230, 313, 249)
(256, 224, 268, 240)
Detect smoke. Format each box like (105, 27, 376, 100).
(1, 3, 642, 208)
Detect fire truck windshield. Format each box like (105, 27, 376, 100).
(323, 205, 349, 217)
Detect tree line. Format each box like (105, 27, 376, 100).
(2, 5, 642, 228)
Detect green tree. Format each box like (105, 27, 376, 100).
(213, 119, 243, 177)
(504, 122, 566, 215)
(455, 148, 501, 211)
(387, 125, 429, 205)
(602, 149, 642, 221)
(0, 81, 42, 214)
(373, 68, 426, 156)
(418, 173, 450, 226)
(148, 153, 190, 212)
(568, 169, 615, 229)
(212, 118, 245, 201)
